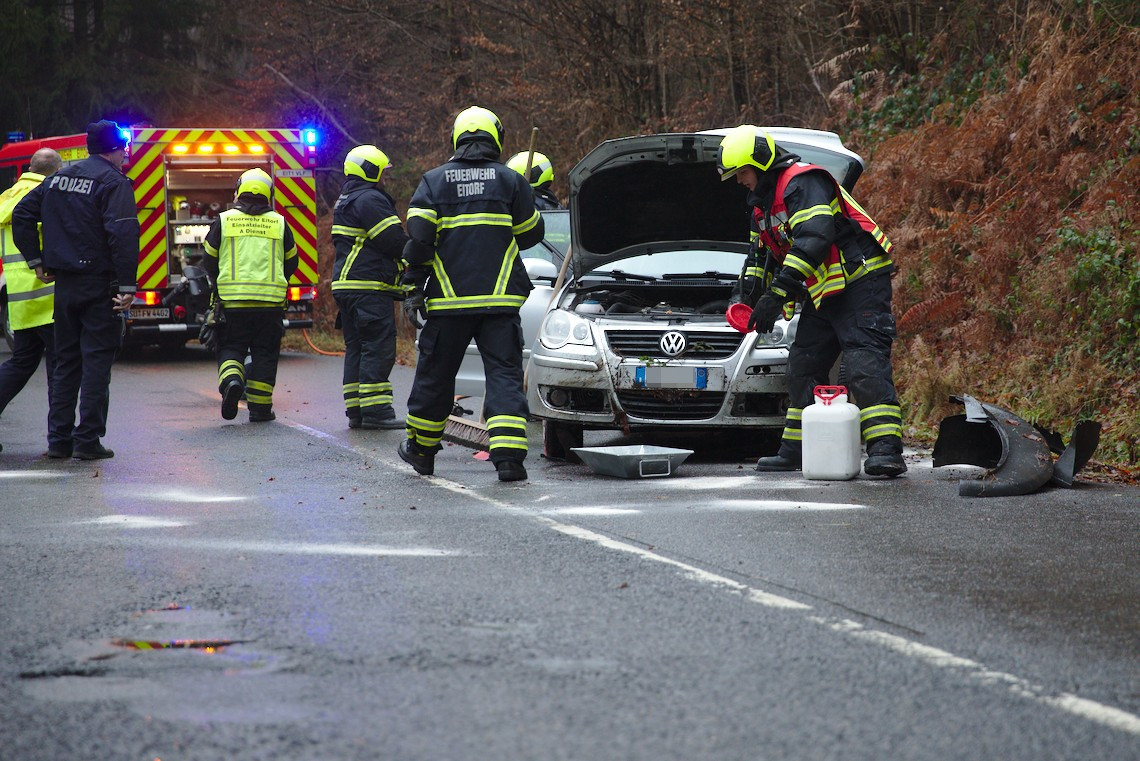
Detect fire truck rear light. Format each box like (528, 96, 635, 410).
(249, 144, 265, 153)
(138, 291, 161, 306)
(172, 144, 189, 154)
(173, 305, 187, 319)
(223, 144, 239, 154)
(289, 287, 301, 301)
(197, 144, 214, 154)
(288, 286, 316, 302)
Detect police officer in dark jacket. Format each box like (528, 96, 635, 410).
(331, 144, 409, 430)
(11, 120, 139, 460)
(398, 106, 544, 482)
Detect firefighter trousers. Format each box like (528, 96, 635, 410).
(0, 323, 55, 416)
(334, 291, 396, 420)
(405, 312, 528, 465)
(47, 273, 123, 452)
(217, 307, 283, 415)
(777, 273, 903, 460)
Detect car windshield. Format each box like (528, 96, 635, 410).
(589, 249, 745, 279)
(521, 209, 570, 264)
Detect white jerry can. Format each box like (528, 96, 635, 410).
(801, 385, 861, 481)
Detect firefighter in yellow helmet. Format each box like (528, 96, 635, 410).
(505, 150, 563, 210)
(717, 125, 905, 477)
(202, 167, 298, 423)
(398, 105, 544, 481)
(0, 147, 63, 454)
(331, 144, 409, 429)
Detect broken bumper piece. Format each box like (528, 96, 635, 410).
(933, 395, 1094, 497)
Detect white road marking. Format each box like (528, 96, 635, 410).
(547, 507, 642, 516)
(140, 538, 456, 557)
(0, 470, 70, 480)
(668, 476, 820, 490)
(706, 499, 867, 511)
(82, 515, 190, 529)
(284, 421, 1140, 736)
(111, 487, 247, 503)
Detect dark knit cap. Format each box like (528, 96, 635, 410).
(86, 120, 127, 154)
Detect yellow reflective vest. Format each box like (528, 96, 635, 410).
(207, 208, 295, 308)
(0, 172, 53, 330)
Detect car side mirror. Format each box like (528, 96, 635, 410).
(524, 258, 558, 282)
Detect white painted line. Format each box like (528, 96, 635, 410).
(111, 487, 247, 503)
(668, 476, 820, 490)
(290, 420, 1140, 736)
(82, 515, 190, 529)
(149, 538, 456, 557)
(708, 499, 867, 511)
(0, 470, 70, 480)
(812, 617, 1140, 736)
(548, 507, 642, 516)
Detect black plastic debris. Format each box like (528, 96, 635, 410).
(933, 395, 1054, 497)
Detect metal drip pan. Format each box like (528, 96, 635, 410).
(571, 445, 694, 478)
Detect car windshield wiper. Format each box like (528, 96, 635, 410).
(660, 271, 738, 281)
(595, 269, 657, 282)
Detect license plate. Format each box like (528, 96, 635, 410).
(130, 308, 170, 320)
(636, 365, 707, 389)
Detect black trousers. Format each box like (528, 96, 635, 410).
(217, 308, 283, 414)
(778, 273, 903, 459)
(0, 323, 56, 416)
(335, 291, 396, 419)
(406, 312, 528, 465)
(48, 273, 122, 452)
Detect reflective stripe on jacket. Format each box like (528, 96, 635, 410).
(0, 172, 54, 329)
(208, 209, 291, 307)
(754, 163, 893, 309)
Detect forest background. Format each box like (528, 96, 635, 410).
(1, 0, 1136, 470)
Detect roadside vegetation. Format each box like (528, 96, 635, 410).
(3, 0, 1135, 470)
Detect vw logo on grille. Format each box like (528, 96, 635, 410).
(660, 331, 687, 357)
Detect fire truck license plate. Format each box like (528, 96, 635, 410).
(131, 308, 170, 320)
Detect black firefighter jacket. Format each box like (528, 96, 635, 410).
(404, 140, 544, 316)
(331, 177, 408, 297)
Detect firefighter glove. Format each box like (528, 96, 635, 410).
(399, 265, 431, 289)
(403, 288, 426, 330)
(747, 291, 785, 333)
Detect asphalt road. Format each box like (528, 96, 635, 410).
(1, 345, 1137, 760)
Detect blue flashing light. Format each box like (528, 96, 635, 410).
(303, 129, 319, 146)
(120, 128, 132, 144)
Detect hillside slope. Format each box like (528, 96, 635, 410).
(835, 7, 1138, 471)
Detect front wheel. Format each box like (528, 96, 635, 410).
(542, 420, 583, 462)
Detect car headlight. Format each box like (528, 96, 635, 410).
(539, 309, 594, 349)
(753, 323, 787, 347)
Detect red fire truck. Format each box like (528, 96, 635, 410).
(0, 126, 318, 349)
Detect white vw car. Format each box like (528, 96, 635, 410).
(525, 128, 865, 459)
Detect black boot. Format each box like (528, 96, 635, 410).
(755, 454, 801, 472)
(496, 461, 527, 482)
(864, 438, 906, 477)
(398, 440, 436, 476)
(361, 405, 405, 430)
(221, 380, 243, 420)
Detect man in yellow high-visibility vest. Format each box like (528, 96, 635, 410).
(0, 148, 63, 453)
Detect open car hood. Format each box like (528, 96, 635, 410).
(568, 129, 865, 274)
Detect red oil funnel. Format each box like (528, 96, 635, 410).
(726, 303, 752, 333)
